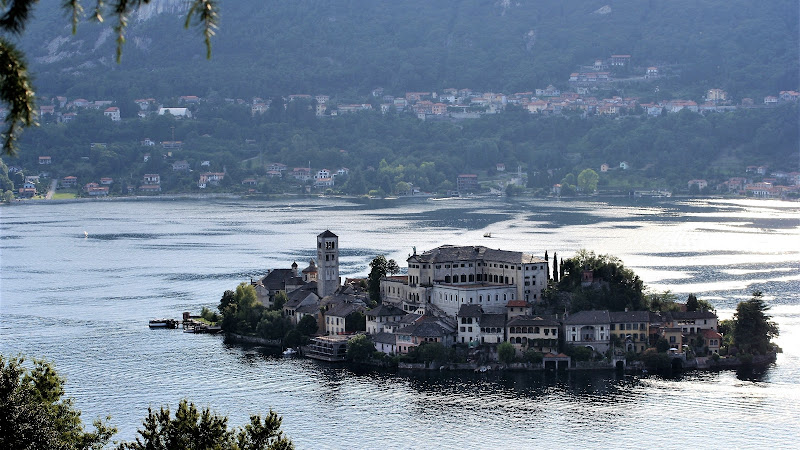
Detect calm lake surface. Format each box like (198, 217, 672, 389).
(2, 196, 799, 448)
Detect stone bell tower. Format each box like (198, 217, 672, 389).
(316, 230, 340, 298)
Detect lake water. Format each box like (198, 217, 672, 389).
(2, 196, 799, 448)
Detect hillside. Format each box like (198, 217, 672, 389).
(21, 0, 799, 100)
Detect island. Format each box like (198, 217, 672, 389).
(214, 230, 779, 373)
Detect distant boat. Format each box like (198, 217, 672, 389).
(483, 232, 492, 238)
(84, 231, 88, 238)
(282, 348, 298, 356)
(149, 319, 178, 329)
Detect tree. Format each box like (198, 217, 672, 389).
(686, 294, 699, 311)
(417, 342, 447, 364)
(296, 314, 318, 336)
(552, 253, 559, 283)
(523, 348, 544, 364)
(0, 1, 220, 155)
(0, 355, 116, 450)
(577, 168, 599, 193)
(345, 311, 366, 333)
(639, 348, 671, 371)
(732, 291, 779, 355)
(271, 291, 288, 311)
(497, 341, 516, 364)
(118, 399, 293, 450)
(367, 255, 398, 304)
(655, 337, 670, 353)
(345, 334, 374, 363)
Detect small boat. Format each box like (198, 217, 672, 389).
(149, 319, 178, 329)
(282, 348, 298, 356)
(483, 232, 492, 238)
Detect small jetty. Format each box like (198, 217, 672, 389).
(181, 311, 221, 334)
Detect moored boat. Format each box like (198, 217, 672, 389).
(149, 318, 178, 329)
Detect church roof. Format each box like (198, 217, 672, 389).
(408, 245, 544, 265)
(318, 230, 337, 238)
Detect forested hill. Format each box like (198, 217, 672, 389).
(21, 0, 798, 100)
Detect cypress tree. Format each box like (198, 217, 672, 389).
(552, 252, 559, 283)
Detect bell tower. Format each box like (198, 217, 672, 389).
(316, 230, 340, 298)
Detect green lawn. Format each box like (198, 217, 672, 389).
(52, 192, 77, 199)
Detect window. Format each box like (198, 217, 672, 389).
(611, 324, 615, 330)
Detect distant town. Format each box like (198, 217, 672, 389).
(5, 52, 799, 202)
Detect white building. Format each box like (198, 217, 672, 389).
(158, 107, 192, 118)
(103, 106, 121, 121)
(381, 245, 549, 317)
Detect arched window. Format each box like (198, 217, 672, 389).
(460, 274, 467, 283)
(468, 274, 475, 282)
(534, 327, 540, 333)
(445, 275, 451, 283)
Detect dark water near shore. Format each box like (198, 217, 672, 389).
(2, 196, 799, 448)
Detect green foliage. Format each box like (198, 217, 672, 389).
(523, 348, 544, 364)
(639, 348, 672, 371)
(0, 355, 116, 450)
(558, 249, 646, 312)
(656, 337, 671, 353)
(295, 315, 318, 337)
(417, 342, 447, 364)
(118, 399, 292, 450)
(732, 291, 779, 355)
(345, 334, 374, 363)
(646, 291, 682, 312)
(345, 311, 366, 333)
(257, 311, 291, 341)
(282, 329, 302, 350)
(0, 0, 221, 155)
(577, 169, 599, 193)
(497, 341, 516, 364)
(200, 306, 219, 324)
(565, 345, 593, 362)
(271, 291, 288, 312)
(686, 294, 699, 312)
(367, 255, 398, 304)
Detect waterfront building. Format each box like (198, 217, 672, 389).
(609, 310, 650, 353)
(283, 285, 319, 326)
(324, 302, 365, 335)
(253, 263, 305, 308)
(564, 310, 611, 354)
(479, 313, 506, 345)
(317, 230, 340, 298)
(366, 304, 407, 334)
(395, 319, 455, 354)
(507, 315, 560, 355)
(381, 245, 549, 318)
(456, 304, 484, 345)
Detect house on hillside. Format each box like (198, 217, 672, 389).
(104, 107, 121, 121)
(158, 107, 192, 118)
